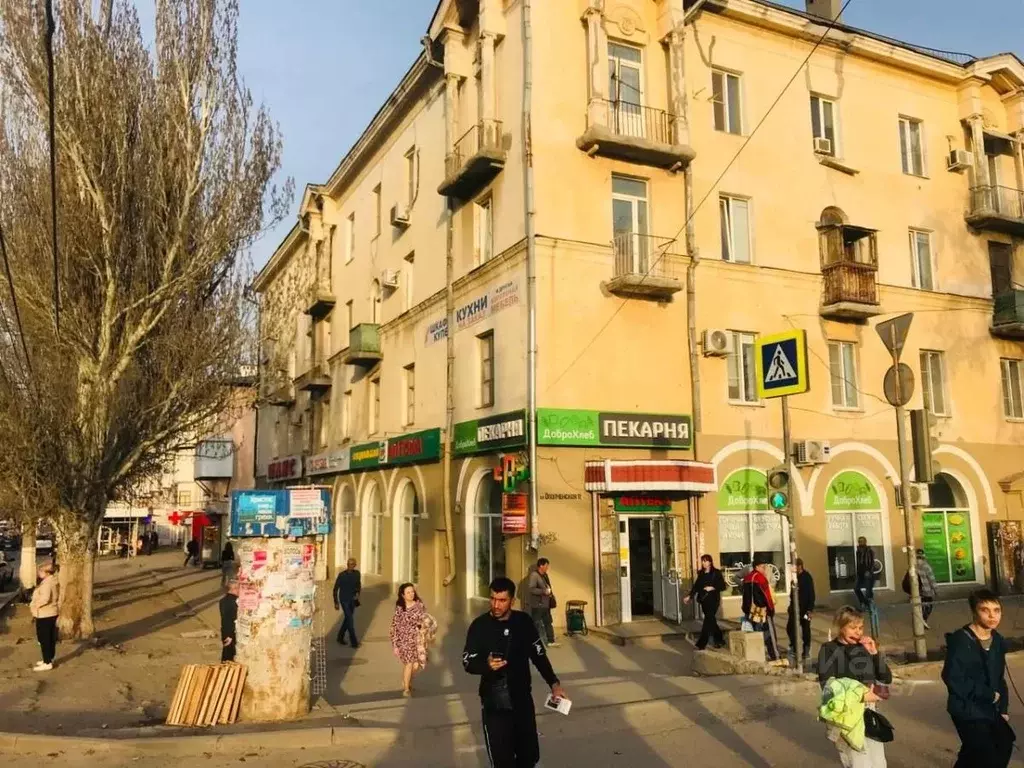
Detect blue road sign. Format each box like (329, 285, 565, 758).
(755, 330, 809, 399)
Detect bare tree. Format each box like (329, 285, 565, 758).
(0, 0, 287, 638)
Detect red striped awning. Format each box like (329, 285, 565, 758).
(584, 459, 717, 494)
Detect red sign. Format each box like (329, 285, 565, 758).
(388, 437, 423, 461)
(501, 493, 528, 534)
(168, 510, 193, 526)
(268, 456, 301, 481)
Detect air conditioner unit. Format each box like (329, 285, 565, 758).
(380, 269, 400, 289)
(390, 204, 410, 229)
(702, 328, 734, 357)
(946, 149, 972, 173)
(794, 440, 831, 466)
(813, 136, 833, 155)
(896, 483, 931, 509)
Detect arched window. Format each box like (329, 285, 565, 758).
(824, 470, 888, 590)
(397, 482, 420, 584)
(716, 468, 788, 595)
(363, 482, 384, 575)
(473, 474, 505, 598)
(334, 485, 355, 568)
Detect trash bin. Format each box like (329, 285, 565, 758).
(565, 600, 588, 636)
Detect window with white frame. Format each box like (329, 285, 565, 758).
(920, 350, 948, 417)
(369, 377, 381, 434)
(1001, 358, 1024, 419)
(474, 196, 493, 265)
(727, 331, 758, 403)
(829, 341, 860, 409)
(608, 42, 645, 137)
(810, 95, 838, 155)
(398, 482, 420, 584)
(909, 229, 935, 290)
(342, 390, 352, 439)
(404, 363, 415, 426)
(365, 482, 384, 575)
(474, 474, 505, 598)
(898, 116, 925, 176)
(479, 331, 494, 408)
(712, 69, 742, 135)
(719, 195, 751, 264)
(344, 213, 355, 263)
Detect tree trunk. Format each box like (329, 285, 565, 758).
(55, 517, 98, 639)
(18, 521, 35, 594)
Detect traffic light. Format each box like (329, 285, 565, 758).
(910, 409, 939, 484)
(766, 465, 791, 517)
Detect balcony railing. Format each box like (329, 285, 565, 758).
(577, 99, 694, 170)
(295, 360, 332, 393)
(343, 323, 383, 366)
(438, 119, 507, 199)
(607, 232, 682, 299)
(820, 262, 881, 321)
(967, 185, 1024, 236)
(992, 289, 1024, 339)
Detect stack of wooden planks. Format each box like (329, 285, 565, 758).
(166, 662, 247, 727)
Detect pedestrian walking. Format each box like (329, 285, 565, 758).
(817, 606, 893, 767)
(333, 558, 361, 647)
(854, 537, 876, 608)
(29, 562, 60, 671)
(942, 589, 1015, 768)
(787, 558, 816, 666)
(526, 558, 558, 648)
(184, 537, 198, 567)
(389, 583, 437, 697)
(915, 549, 938, 627)
(148, 530, 159, 554)
(219, 579, 239, 662)
(684, 554, 727, 650)
(463, 576, 566, 768)
(742, 557, 779, 660)
(220, 540, 235, 587)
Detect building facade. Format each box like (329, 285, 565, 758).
(253, 0, 1024, 625)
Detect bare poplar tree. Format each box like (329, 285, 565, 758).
(0, 0, 287, 638)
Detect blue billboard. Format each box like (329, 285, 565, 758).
(229, 489, 331, 538)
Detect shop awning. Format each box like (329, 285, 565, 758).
(584, 459, 716, 494)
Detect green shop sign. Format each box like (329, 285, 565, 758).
(454, 410, 528, 456)
(717, 468, 768, 512)
(350, 441, 386, 470)
(825, 471, 880, 511)
(536, 408, 691, 449)
(349, 429, 442, 471)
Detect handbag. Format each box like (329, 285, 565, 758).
(863, 709, 895, 743)
(549, 595, 557, 610)
(482, 676, 515, 712)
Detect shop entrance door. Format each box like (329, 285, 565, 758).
(656, 517, 681, 622)
(620, 516, 664, 622)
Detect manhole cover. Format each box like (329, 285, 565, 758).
(297, 762, 365, 768)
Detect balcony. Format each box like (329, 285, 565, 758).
(264, 374, 296, 406)
(194, 438, 234, 481)
(304, 281, 336, 320)
(343, 323, 382, 366)
(294, 360, 332, 394)
(966, 186, 1024, 237)
(606, 233, 682, 300)
(437, 119, 507, 200)
(992, 290, 1024, 339)
(577, 100, 695, 171)
(818, 223, 881, 322)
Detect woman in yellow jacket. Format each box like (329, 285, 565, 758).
(29, 562, 60, 671)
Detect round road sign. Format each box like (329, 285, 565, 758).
(883, 363, 915, 407)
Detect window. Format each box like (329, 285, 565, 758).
(825, 471, 888, 591)
(404, 363, 415, 426)
(726, 331, 758, 403)
(364, 483, 383, 576)
(608, 42, 644, 137)
(474, 475, 505, 597)
(404, 252, 415, 311)
(612, 175, 650, 272)
(369, 377, 381, 434)
(342, 390, 352, 439)
(474, 196, 493, 265)
(989, 242, 1014, 298)
(478, 331, 494, 408)
(810, 95, 837, 155)
(398, 483, 420, 584)
(373, 184, 382, 236)
(712, 69, 742, 135)
(829, 341, 860, 409)
(405, 146, 418, 207)
(719, 195, 751, 264)
(176, 490, 192, 507)
(716, 469, 787, 597)
(898, 117, 925, 176)
(920, 350, 948, 417)
(345, 300, 354, 332)
(344, 213, 355, 264)
(1001, 358, 1024, 419)
(909, 229, 934, 290)
(315, 398, 330, 449)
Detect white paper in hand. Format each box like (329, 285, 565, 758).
(544, 694, 572, 715)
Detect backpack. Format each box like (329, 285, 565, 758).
(901, 571, 921, 595)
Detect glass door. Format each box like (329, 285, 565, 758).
(612, 176, 649, 274)
(608, 42, 644, 138)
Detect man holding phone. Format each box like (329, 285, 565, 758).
(463, 576, 567, 767)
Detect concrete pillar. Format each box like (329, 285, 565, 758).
(479, 32, 495, 127)
(583, 6, 609, 129)
(1013, 134, 1024, 193)
(444, 73, 461, 160)
(969, 114, 990, 189)
(666, 28, 689, 146)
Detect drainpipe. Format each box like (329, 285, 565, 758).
(522, 0, 540, 551)
(425, 41, 458, 587)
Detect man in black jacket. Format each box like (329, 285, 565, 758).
(333, 558, 361, 647)
(854, 537, 876, 608)
(219, 579, 239, 662)
(787, 558, 816, 664)
(942, 590, 1013, 768)
(463, 576, 566, 768)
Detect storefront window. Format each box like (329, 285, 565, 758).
(364, 482, 383, 575)
(717, 468, 787, 596)
(398, 483, 420, 584)
(923, 474, 975, 584)
(474, 474, 505, 598)
(825, 470, 888, 591)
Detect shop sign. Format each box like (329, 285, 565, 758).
(350, 441, 387, 470)
(267, 455, 303, 482)
(501, 492, 528, 534)
(494, 453, 530, 492)
(387, 428, 442, 466)
(536, 409, 692, 449)
(307, 449, 351, 476)
(825, 471, 880, 511)
(454, 410, 528, 456)
(717, 468, 769, 512)
(424, 279, 521, 346)
(614, 496, 673, 513)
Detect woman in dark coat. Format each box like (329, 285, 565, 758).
(685, 554, 727, 650)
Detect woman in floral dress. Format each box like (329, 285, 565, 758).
(389, 583, 436, 696)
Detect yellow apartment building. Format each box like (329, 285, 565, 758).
(252, 0, 1024, 628)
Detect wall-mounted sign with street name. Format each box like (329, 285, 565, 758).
(537, 408, 692, 449)
(454, 410, 528, 456)
(755, 329, 809, 399)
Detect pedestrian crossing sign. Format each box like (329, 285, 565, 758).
(755, 330, 809, 399)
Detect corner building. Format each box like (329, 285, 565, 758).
(253, 0, 1024, 627)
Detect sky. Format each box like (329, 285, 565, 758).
(142, 0, 1024, 270)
